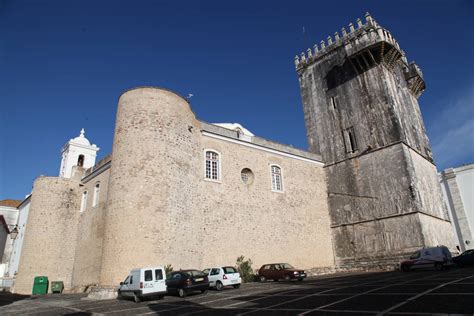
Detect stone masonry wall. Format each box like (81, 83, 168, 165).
(99, 87, 203, 286)
(98, 87, 334, 286)
(195, 136, 334, 271)
(14, 177, 81, 294)
(71, 168, 110, 290)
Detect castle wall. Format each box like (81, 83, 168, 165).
(14, 177, 81, 294)
(333, 212, 424, 267)
(326, 143, 427, 264)
(96, 87, 333, 286)
(99, 87, 203, 286)
(404, 147, 449, 220)
(197, 135, 334, 271)
(418, 213, 456, 249)
(297, 16, 454, 267)
(71, 168, 110, 289)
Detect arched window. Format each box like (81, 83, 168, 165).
(77, 155, 85, 167)
(80, 190, 88, 212)
(205, 151, 220, 181)
(271, 165, 283, 192)
(92, 182, 100, 207)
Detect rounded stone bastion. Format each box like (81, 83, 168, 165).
(99, 87, 203, 286)
(14, 176, 81, 294)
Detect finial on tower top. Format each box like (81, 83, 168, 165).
(365, 12, 372, 23)
(349, 22, 355, 33)
(80, 128, 85, 137)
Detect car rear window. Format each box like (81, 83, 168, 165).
(223, 267, 236, 274)
(144, 270, 153, 281)
(155, 269, 163, 280)
(185, 270, 205, 277)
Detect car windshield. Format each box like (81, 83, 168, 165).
(280, 263, 294, 269)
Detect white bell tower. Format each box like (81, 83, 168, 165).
(59, 128, 100, 178)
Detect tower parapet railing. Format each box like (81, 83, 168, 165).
(295, 13, 405, 70)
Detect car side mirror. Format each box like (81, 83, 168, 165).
(120, 282, 124, 285)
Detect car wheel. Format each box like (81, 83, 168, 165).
(216, 281, 224, 291)
(434, 263, 443, 271)
(456, 261, 464, 268)
(297, 278, 304, 281)
(284, 275, 291, 282)
(401, 264, 410, 272)
(133, 294, 141, 303)
(233, 284, 241, 289)
(259, 275, 266, 282)
(178, 288, 187, 298)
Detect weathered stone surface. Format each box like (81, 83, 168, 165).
(297, 17, 454, 267)
(14, 177, 81, 294)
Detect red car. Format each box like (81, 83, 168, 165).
(258, 263, 306, 282)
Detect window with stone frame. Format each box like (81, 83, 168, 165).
(271, 165, 283, 192)
(205, 151, 220, 181)
(343, 126, 358, 153)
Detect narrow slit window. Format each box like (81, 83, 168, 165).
(80, 191, 88, 212)
(77, 155, 85, 167)
(271, 165, 283, 192)
(205, 151, 220, 181)
(330, 96, 338, 109)
(92, 182, 100, 207)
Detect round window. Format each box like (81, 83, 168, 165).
(241, 168, 254, 185)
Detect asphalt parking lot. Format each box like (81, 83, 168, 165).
(0, 267, 473, 315)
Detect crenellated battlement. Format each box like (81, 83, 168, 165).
(295, 13, 405, 70)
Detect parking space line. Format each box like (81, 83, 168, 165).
(376, 275, 474, 315)
(296, 270, 462, 316)
(236, 274, 412, 316)
(138, 304, 209, 315)
(193, 287, 305, 311)
(317, 308, 378, 314)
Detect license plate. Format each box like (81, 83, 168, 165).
(195, 278, 203, 282)
(301, 273, 306, 277)
(231, 280, 237, 283)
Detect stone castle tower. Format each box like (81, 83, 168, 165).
(295, 13, 454, 268)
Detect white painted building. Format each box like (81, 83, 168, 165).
(439, 163, 474, 252)
(0, 201, 20, 276)
(7, 196, 31, 279)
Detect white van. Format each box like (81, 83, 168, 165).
(118, 267, 167, 302)
(400, 246, 453, 272)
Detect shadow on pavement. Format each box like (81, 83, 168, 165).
(0, 291, 30, 306)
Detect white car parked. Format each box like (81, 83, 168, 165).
(202, 266, 241, 291)
(118, 267, 167, 302)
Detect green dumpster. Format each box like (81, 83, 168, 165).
(32, 276, 49, 295)
(51, 281, 64, 294)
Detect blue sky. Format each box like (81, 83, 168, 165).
(0, 0, 473, 200)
